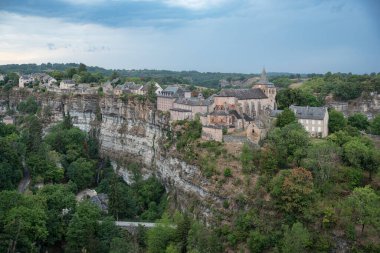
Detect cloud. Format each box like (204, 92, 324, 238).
(58, 0, 229, 10)
(162, 0, 229, 10)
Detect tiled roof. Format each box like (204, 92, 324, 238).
(290, 105, 327, 120)
(216, 88, 268, 100)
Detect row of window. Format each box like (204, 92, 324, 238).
(305, 126, 322, 132)
(299, 119, 322, 125)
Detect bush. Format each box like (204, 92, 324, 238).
(224, 167, 232, 177)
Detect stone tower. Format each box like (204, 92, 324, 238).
(253, 68, 277, 110)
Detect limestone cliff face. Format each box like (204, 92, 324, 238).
(2, 89, 223, 223)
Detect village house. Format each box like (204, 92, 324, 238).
(157, 86, 186, 112)
(0, 74, 5, 82)
(114, 84, 126, 96)
(60, 79, 76, 89)
(290, 105, 329, 138)
(271, 105, 329, 138)
(19, 75, 35, 88)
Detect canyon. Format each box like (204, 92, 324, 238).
(1, 90, 227, 224)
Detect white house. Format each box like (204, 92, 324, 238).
(60, 79, 76, 89)
(290, 105, 329, 138)
(19, 75, 34, 88)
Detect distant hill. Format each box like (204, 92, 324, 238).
(0, 63, 300, 88)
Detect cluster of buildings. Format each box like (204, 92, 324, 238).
(157, 69, 329, 142)
(10, 68, 330, 141)
(19, 73, 57, 88)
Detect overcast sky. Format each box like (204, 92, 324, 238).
(0, 0, 379, 74)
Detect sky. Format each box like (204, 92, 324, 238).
(0, 0, 379, 74)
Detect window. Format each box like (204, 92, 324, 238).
(312, 120, 315, 124)
(318, 127, 321, 132)
(306, 120, 308, 124)
(318, 121, 321, 125)
(312, 127, 315, 131)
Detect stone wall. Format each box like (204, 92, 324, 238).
(201, 126, 223, 142)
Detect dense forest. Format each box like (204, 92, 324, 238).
(0, 63, 297, 88)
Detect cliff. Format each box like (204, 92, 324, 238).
(1, 89, 229, 224)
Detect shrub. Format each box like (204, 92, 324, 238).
(224, 168, 232, 177)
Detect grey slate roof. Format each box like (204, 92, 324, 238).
(174, 97, 212, 106)
(62, 79, 75, 84)
(158, 86, 185, 97)
(216, 88, 268, 100)
(290, 105, 327, 120)
(270, 110, 283, 117)
(170, 108, 192, 112)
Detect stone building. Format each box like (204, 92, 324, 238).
(19, 75, 34, 88)
(272, 106, 329, 138)
(157, 86, 186, 112)
(290, 105, 329, 137)
(60, 79, 76, 89)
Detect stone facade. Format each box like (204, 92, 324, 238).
(201, 126, 223, 142)
(290, 105, 329, 138)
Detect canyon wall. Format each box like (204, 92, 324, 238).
(1, 89, 224, 223)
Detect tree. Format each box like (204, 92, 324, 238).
(240, 143, 254, 173)
(343, 138, 379, 180)
(270, 168, 314, 215)
(37, 184, 76, 245)
(1, 195, 48, 253)
(247, 230, 269, 253)
(302, 141, 341, 190)
(187, 221, 221, 253)
(342, 186, 380, 234)
(78, 63, 87, 73)
(281, 222, 311, 253)
(348, 113, 369, 131)
(67, 158, 95, 190)
(65, 201, 100, 252)
(109, 175, 137, 220)
(146, 215, 176, 253)
(328, 109, 347, 133)
(17, 96, 39, 115)
(268, 123, 310, 167)
(370, 114, 380, 135)
(275, 108, 296, 127)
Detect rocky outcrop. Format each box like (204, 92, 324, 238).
(2, 89, 224, 223)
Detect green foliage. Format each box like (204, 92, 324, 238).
(343, 137, 379, 180)
(224, 167, 232, 177)
(341, 186, 380, 234)
(302, 141, 341, 190)
(147, 215, 176, 253)
(348, 113, 369, 131)
(276, 88, 324, 109)
(370, 114, 380, 135)
(275, 108, 296, 127)
(268, 123, 310, 167)
(0, 192, 48, 252)
(67, 158, 95, 190)
(187, 221, 221, 253)
(17, 96, 39, 115)
(0, 134, 23, 190)
(240, 143, 254, 173)
(270, 168, 314, 215)
(37, 184, 76, 245)
(280, 222, 311, 253)
(174, 119, 202, 150)
(65, 201, 101, 252)
(247, 230, 269, 253)
(328, 109, 347, 133)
